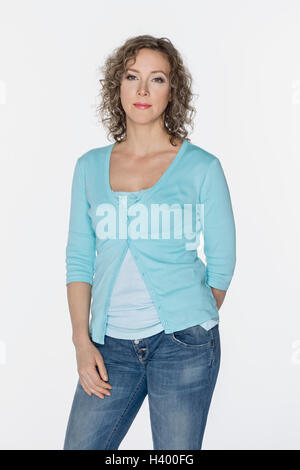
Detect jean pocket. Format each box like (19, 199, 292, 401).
(171, 324, 214, 349)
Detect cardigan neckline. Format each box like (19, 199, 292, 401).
(105, 139, 189, 206)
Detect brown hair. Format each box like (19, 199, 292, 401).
(96, 34, 197, 146)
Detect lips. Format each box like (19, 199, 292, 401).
(133, 103, 152, 109)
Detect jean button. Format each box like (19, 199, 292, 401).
(134, 339, 140, 344)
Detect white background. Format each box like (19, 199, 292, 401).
(0, 0, 299, 450)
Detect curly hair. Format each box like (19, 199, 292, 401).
(95, 34, 197, 146)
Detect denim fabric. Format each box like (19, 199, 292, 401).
(63, 323, 221, 450)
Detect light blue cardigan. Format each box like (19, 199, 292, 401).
(65, 139, 236, 345)
(106, 188, 218, 339)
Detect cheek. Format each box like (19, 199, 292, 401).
(152, 86, 170, 101)
(120, 90, 135, 110)
(120, 80, 136, 95)
(120, 83, 131, 98)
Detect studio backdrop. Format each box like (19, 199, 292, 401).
(0, 0, 299, 450)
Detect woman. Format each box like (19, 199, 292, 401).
(63, 35, 236, 450)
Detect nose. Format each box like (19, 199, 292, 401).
(137, 85, 149, 96)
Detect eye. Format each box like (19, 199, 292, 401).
(153, 77, 165, 83)
(125, 74, 165, 83)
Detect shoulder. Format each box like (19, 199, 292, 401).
(76, 143, 112, 170)
(186, 140, 220, 166)
(184, 142, 221, 179)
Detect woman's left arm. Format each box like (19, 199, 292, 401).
(210, 287, 226, 310)
(200, 157, 236, 308)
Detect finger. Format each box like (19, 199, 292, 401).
(84, 371, 109, 397)
(81, 374, 105, 399)
(87, 368, 112, 392)
(90, 386, 106, 399)
(95, 357, 112, 389)
(95, 356, 109, 383)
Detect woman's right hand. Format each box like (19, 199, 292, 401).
(74, 340, 113, 399)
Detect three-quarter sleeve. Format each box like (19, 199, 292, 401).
(200, 157, 236, 291)
(65, 157, 96, 286)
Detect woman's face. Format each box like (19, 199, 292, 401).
(120, 48, 172, 125)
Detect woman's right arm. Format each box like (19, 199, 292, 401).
(65, 157, 112, 399)
(67, 282, 112, 399)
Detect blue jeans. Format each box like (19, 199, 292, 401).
(63, 323, 221, 450)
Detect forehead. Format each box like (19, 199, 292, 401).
(125, 49, 171, 73)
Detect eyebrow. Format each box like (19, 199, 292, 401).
(126, 68, 168, 77)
